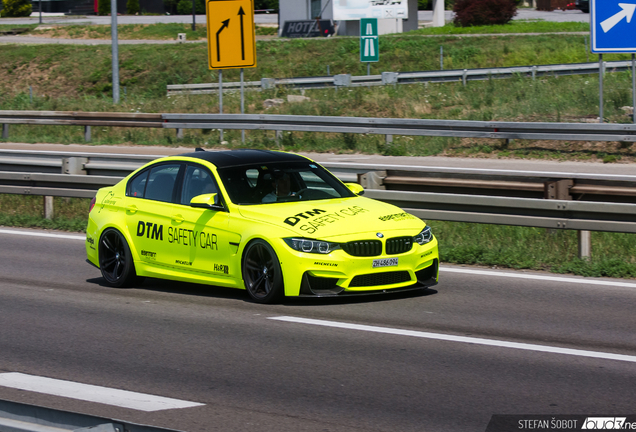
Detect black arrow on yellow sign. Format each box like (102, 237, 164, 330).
(216, 19, 230, 62)
(238, 6, 245, 60)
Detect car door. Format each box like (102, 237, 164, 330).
(125, 162, 184, 270)
(170, 163, 240, 282)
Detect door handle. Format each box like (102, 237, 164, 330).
(125, 205, 138, 214)
(172, 214, 184, 223)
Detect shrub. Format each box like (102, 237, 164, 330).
(453, 0, 517, 27)
(98, 0, 110, 15)
(126, 0, 140, 14)
(176, 0, 204, 15)
(0, 0, 32, 17)
(418, 0, 428, 9)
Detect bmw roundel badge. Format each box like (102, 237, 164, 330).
(376, 233, 384, 238)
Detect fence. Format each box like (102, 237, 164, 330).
(166, 60, 635, 94)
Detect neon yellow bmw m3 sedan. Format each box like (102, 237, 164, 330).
(86, 149, 438, 303)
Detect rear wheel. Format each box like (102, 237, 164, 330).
(98, 228, 138, 288)
(242, 239, 284, 304)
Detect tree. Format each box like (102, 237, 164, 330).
(127, 0, 140, 14)
(98, 0, 111, 15)
(453, 0, 517, 26)
(0, 0, 32, 17)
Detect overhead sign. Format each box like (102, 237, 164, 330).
(591, 0, 636, 53)
(360, 18, 379, 62)
(206, 0, 257, 69)
(281, 20, 335, 38)
(333, 0, 408, 20)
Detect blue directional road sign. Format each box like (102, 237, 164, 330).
(591, 0, 636, 53)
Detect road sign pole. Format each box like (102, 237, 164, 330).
(241, 68, 245, 143)
(111, 0, 120, 105)
(219, 70, 224, 142)
(599, 54, 604, 123)
(367, 62, 370, 76)
(632, 54, 636, 124)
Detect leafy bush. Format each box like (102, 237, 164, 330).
(254, 0, 278, 11)
(0, 0, 32, 17)
(418, 0, 428, 9)
(126, 0, 140, 14)
(176, 0, 204, 15)
(453, 0, 517, 27)
(98, 0, 110, 15)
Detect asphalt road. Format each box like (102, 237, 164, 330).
(0, 228, 634, 432)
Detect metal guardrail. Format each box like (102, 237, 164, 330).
(166, 60, 635, 94)
(0, 399, 183, 432)
(1, 150, 636, 237)
(3, 111, 636, 143)
(161, 114, 636, 142)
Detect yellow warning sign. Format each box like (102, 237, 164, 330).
(206, 0, 257, 70)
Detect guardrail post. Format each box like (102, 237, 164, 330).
(532, 66, 537, 80)
(261, 78, 276, 90)
(462, 69, 468, 87)
(43, 196, 54, 219)
(176, 128, 184, 139)
(578, 230, 591, 259)
(382, 72, 399, 87)
(544, 179, 591, 258)
(386, 134, 393, 144)
(275, 130, 282, 148)
(358, 171, 387, 190)
(2, 124, 7, 139)
(84, 126, 91, 142)
(62, 157, 88, 175)
(334, 74, 352, 89)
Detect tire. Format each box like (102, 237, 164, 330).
(98, 228, 138, 288)
(242, 239, 284, 304)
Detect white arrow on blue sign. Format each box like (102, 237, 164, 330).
(591, 0, 636, 52)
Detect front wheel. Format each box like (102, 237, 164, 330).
(242, 239, 284, 304)
(98, 228, 138, 288)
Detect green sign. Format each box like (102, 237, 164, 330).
(360, 18, 379, 63)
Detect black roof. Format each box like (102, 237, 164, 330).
(178, 149, 309, 168)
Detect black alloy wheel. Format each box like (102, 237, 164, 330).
(242, 239, 284, 303)
(98, 228, 138, 288)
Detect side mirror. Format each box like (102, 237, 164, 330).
(190, 193, 222, 210)
(344, 183, 365, 196)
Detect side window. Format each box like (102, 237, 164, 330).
(180, 164, 219, 205)
(145, 164, 181, 203)
(128, 169, 149, 198)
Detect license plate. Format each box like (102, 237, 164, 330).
(372, 258, 398, 268)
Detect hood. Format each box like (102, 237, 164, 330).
(237, 196, 424, 240)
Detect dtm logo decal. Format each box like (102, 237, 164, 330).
(135, 221, 218, 250)
(284, 209, 327, 227)
(284, 206, 370, 235)
(137, 221, 164, 240)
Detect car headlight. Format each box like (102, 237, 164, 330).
(284, 238, 340, 254)
(414, 226, 433, 245)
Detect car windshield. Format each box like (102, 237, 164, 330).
(216, 161, 356, 205)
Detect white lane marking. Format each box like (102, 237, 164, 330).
(0, 373, 204, 412)
(0, 228, 84, 241)
(269, 316, 636, 364)
(441, 267, 636, 289)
